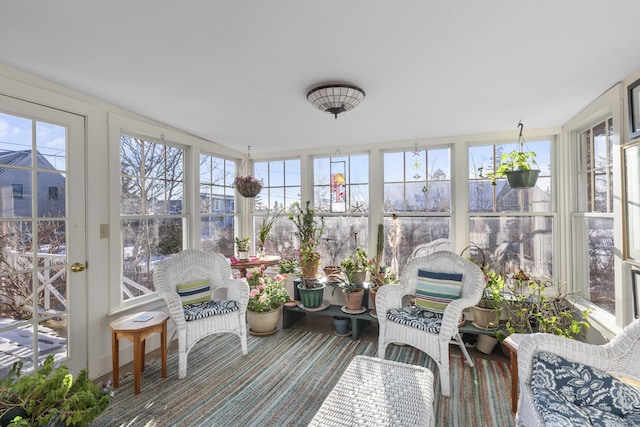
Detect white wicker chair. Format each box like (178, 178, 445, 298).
(153, 249, 249, 379)
(377, 251, 485, 397)
(516, 318, 640, 426)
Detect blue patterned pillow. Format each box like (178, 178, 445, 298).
(176, 279, 212, 306)
(531, 352, 640, 425)
(414, 269, 463, 313)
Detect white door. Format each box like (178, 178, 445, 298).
(0, 94, 87, 374)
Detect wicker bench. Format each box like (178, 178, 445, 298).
(309, 355, 435, 427)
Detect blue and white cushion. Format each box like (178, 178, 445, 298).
(387, 306, 444, 334)
(182, 299, 239, 321)
(531, 351, 640, 426)
(414, 269, 463, 313)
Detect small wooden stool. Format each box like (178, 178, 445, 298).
(503, 333, 526, 413)
(109, 311, 169, 394)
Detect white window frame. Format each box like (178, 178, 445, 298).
(107, 114, 241, 312)
(564, 83, 627, 332)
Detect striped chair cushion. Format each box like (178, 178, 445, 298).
(182, 299, 240, 321)
(176, 279, 212, 306)
(414, 269, 463, 313)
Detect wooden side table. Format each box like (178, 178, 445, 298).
(109, 311, 169, 394)
(502, 333, 526, 413)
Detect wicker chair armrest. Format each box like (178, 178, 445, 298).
(157, 290, 187, 329)
(376, 284, 407, 322)
(218, 278, 250, 310)
(439, 297, 475, 339)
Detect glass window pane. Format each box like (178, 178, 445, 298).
(122, 218, 183, 299)
(201, 217, 234, 258)
(427, 181, 451, 212)
(320, 216, 369, 267)
(0, 112, 33, 166)
(383, 152, 404, 182)
(469, 216, 553, 278)
(383, 216, 451, 276)
(405, 150, 425, 181)
(428, 149, 451, 179)
(469, 181, 495, 212)
(36, 172, 65, 218)
(587, 217, 614, 314)
(36, 121, 66, 171)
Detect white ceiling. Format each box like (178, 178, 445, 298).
(2, 1, 640, 154)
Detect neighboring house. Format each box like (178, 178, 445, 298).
(0, 150, 65, 218)
(200, 192, 234, 232)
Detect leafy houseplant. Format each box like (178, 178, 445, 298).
(288, 201, 326, 283)
(339, 246, 373, 285)
(332, 272, 365, 311)
(499, 268, 591, 339)
(278, 258, 299, 276)
(480, 121, 540, 188)
(0, 355, 113, 427)
(235, 237, 250, 253)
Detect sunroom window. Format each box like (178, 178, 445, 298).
(468, 139, 554, 277)
(119, 134, 185, 301)
(200, 154, 236, 258)
(383, 148, 452, 276)
(313, 154, 369, 267)
(253, 159, 301, 259)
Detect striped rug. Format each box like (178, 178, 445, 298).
(92, 329, 514, 426)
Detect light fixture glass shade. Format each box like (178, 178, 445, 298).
(307, 84, 365, 119)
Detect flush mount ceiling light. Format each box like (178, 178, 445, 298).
(307, 84, 366, 119)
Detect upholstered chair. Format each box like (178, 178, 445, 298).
(153, 249, 249, 379)
(377, 251, 484, 397)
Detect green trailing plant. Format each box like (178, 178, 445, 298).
(479, 121, 539, 185)
(500, 268, 591, 339)
(234, 237, 250, 252)
(0, 355, 113, 426)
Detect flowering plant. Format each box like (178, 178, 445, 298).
(244, 265, 290, 313)
(234, 175, 263, 197)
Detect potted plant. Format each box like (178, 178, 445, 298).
(234, 175, 263, 198)
(235, 237, 250, 260)
(339, 246, 372, 286)
(0, 355, 114, 427)
(499, 268, 591, 338)
(288, 201, 325, 280)
(471, 268, 505, 330)
(288, 201, 326, 308)
(332, 272, 364, 311)
(257, 210, 280, 258)
(481, 121, 540, 188)
(244, 265, 290, 335)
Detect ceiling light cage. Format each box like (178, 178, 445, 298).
(307, 84, 366, 119)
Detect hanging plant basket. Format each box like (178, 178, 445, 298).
(235, 175, 263, 197)
(506, 169, 539, 189)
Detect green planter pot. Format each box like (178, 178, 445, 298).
(297, 282, 325, 308)
(506, 169, 539, 189)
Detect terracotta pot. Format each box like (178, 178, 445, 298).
(300, 255, 320, 279)
(247, 307, 281, 335)
(343, 288, 364, 311)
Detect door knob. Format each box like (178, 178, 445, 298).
(71, 263, 86, 273)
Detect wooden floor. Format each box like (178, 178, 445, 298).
(97, 312, 509, 384)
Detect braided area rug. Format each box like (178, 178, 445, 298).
(92, 329, 514, 426)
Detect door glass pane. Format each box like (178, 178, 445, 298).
(36, 121, 66, 171)
(0, 111, 72, 375)
(0, 113, 32, 165)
